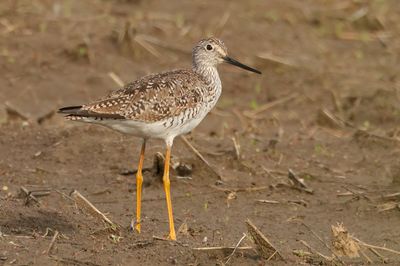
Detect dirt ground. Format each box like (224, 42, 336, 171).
(1, 0, 400, 265)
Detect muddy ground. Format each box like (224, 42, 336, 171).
(1, 0, 400, 265)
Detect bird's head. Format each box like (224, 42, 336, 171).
(192, 37, 261, 74)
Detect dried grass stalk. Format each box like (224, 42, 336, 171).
(245, 219, 284, 261)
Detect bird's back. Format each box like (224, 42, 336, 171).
(63, 69, 214, 123)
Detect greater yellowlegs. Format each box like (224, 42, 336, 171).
(59, 37, 261, 240)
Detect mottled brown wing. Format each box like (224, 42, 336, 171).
(81, 69, 203, 122)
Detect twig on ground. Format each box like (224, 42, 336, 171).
(342, 186, 371, 202)
(302, 222, 345, 264)
(337, 191, 364, 197)
(383, 192, 400, 200)
(300, 240, 333, 262)
(192, 246, 253, 251)
(152, 235, 170, 241)
(231, 135, 241, 160)
(134, 35, 161, 58)
(152, 235, 187, 247)
(70, 190, 119, 232)
(246, 219, 284, 261)
(45, 230, 59, 255)
(313, 109, 400, 146)
(129, 239, 154, 249)
(256, 53, 298, 68)
(354, 129, 400, 145)
(368, 247, 388, 263)
(5, 102, 28, 121)
(336, 31, 391, 42)
(348, 7, 369, 22)
(265, 250, 278, 261)
(256, 199, 280, 204)
(232, 108, 251, 133)
(243, 93, 299, 118)
(210, 108, 232, 117)
(20, 186, 40, 205)
(180, 136, 222, 179)
(42, 228, 52, 237)
(37, 110, 56, 124)
(288, 169, 314, 194)
(316, 108, 345, 129)
(288, 199, 308, 207)
(376, 201, 398, 212)
(328, 90, 344, 117)
(54, 189, 74, 201)
(359, 248, 373, 264)
(135, 34, 190, 55)
(353, 237, 400, 256)
(30, 190, 51, 197)
(261, 167, 279, 180)
(224, 233, 248, 264)
(108, 72, 124, 87)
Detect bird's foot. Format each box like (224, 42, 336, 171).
(130, 218, 141, 233)
(168, 230, 176, 241)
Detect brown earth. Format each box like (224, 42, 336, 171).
(1, 0, 400, 265)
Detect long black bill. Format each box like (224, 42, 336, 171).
(223, 56, 261, 74)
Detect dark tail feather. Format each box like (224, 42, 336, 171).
(58, 105, 125, 119)
(58, 106, 83, 115)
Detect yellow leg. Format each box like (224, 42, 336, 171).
(163, 145, 176, 240)
(132, 140, 146, 233)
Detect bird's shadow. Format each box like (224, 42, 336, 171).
(1, 208, 75, 236)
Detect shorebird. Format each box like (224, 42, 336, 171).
(59, 37, 261, 240)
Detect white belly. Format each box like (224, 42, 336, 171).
(76, 112, 207, 141)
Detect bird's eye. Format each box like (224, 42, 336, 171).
(206, 44, 213, 51)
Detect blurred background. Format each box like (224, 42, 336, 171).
(1, 0, 398, 126)
(1, 0, 400, 265)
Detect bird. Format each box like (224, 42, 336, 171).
(58, 37, 261, 240)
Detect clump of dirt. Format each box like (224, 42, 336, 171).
(331, 223, 360, 258)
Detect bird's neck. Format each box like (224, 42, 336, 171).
(193, 65, 221, 89)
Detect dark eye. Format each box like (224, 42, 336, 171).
(206, 44, 213, 51)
